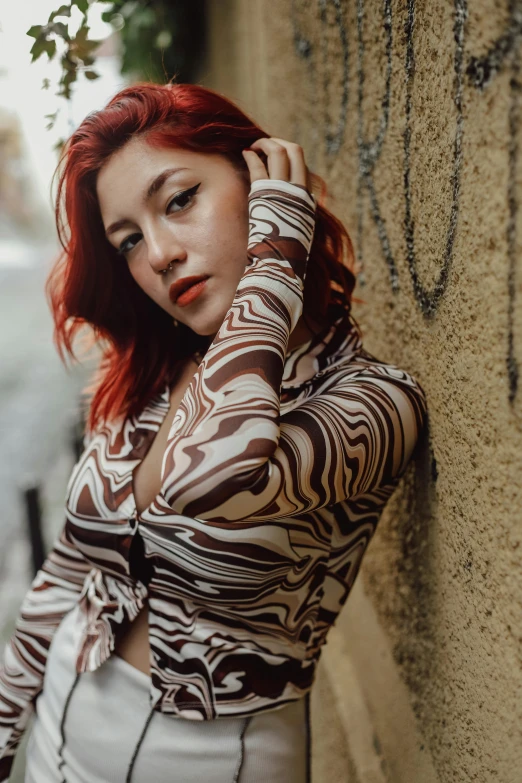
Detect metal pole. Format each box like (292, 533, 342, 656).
(22, 485, 45, 577)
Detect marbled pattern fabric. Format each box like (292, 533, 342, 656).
(0, 179, 428, 779)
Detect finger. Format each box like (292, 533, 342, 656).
(241, 149, 268, 183)
(270, 138, 311, 190)
(250, 137, 308, 187)
(248, 138, 291, 182)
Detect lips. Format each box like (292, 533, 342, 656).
(169, 275, 210, 303)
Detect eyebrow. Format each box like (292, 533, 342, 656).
(104, 167, 190, 238)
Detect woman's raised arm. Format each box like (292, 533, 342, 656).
(155, 173, 427, 523)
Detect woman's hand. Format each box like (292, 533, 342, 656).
(242, 137, 312, 192)
(242, 138, 317, 289)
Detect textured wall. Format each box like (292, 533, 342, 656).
(202, 2, 522, 781)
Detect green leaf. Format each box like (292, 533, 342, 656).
(73, 0, 89, 13)
(26, 25, 43, 39)
(46, 39, 57, 59)
(30, 38, 48, 62)
(62, 68, 77, 86)
(42, 78, 51, 90)
(75, 24, 99, 48)
(73, 23, 101, 56)
(49, 21, 69, 39)
(61, 56, 76, 71)
(58, 62, 77, 99)
(76, 38, 100, 56)
(58, 83, 73, 99)
(84, 70, 100, 80)
(75, 22, 90, 42)
(44, 110, 58, 130)
(49, 5, 71, 22)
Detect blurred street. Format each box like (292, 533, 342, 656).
(0, 236, 94, 783)
(0, 235, 90, 619)
(0, 6, 121, 778)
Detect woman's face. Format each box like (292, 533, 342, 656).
(96, 135, 251, 339)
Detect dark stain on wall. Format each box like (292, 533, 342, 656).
(290, 0, 350, 166)
(467, 0, 521, 401)
(404, 0, 466, 319)
(506, 42, 521, 403)
(290, 0, 520, 403)
(290, 0, 318, 168)
(319, 0, 349, 157)
(356, 0, 397, 292)
(354, 0, 467, 317)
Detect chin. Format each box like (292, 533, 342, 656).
(192, 320, 224, 338)
(180, 302, 231, 338)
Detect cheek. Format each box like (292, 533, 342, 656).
(206, 202, 249, 265)
(127, 262, 142, 287)
(128, 260, 155, 296)
(211, 233, 249, 277)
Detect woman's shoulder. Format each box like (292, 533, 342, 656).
(318, 345, 428, 414)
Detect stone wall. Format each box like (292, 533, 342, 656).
(201, 2, 522, 781)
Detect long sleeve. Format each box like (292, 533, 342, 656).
(0, 492, 93, 779)
(157, 178, 428, 523)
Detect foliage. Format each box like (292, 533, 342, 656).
(101, 1, 207, 85)
(27, 0, 207, 149)
(27, 1, 101, 103)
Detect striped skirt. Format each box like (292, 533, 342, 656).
(24, 603, 311, 782)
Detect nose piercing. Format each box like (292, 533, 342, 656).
(161, 261, 174, 275)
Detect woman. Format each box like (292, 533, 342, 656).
(0, 82, 428, 782)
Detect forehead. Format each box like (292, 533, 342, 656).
(95, 137, 227, 208)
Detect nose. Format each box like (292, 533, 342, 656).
(145, 224, 187, 275)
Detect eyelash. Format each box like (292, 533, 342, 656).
(117, 183, 201, 256)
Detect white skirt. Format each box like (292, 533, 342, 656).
(24, 603, 310, 783)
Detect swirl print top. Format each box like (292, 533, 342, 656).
(0, 179, 428, 780)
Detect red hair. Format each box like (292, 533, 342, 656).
(46, 81, 364, 435)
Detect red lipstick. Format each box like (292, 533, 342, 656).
(169, 275, 209, 306)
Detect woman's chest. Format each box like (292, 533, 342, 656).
(132, 358, 199, 517)
(64, 354, 307, 567)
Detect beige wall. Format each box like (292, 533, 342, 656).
(201, 2, 522, 781)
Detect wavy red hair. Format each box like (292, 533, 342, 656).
(46, 81, 364, 435)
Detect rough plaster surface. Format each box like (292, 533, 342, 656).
(202, 2, 522, 781)
(311, 661, 361, 783)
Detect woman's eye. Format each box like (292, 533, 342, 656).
(167, 182, 201, 214)
(118, 233, 142, 256)
(116, 183, 201, 256)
